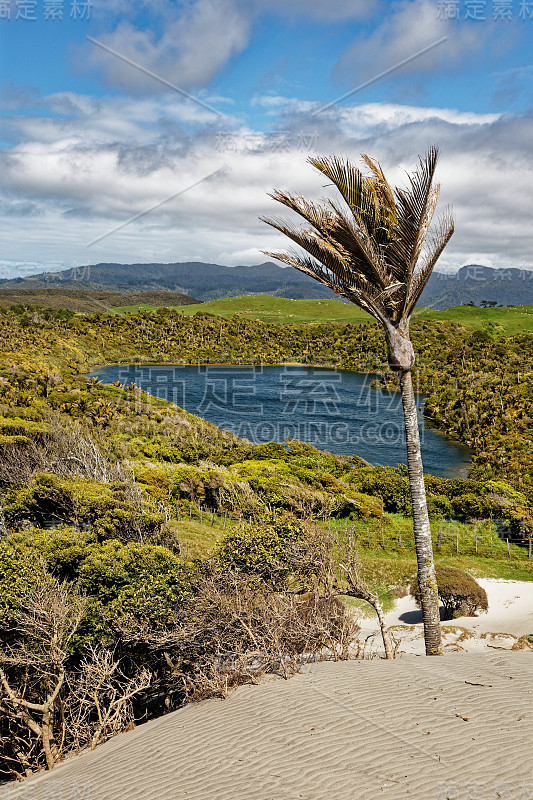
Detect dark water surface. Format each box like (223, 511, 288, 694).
(91, 364, 470, 479)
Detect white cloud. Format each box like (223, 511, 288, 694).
(84, 0, 378, 98)
(1, 90, 533, 274)
(87, 0, 251, 94)
(334, 0, 502, 84)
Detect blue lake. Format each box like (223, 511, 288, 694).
(92, 364, 470, 479)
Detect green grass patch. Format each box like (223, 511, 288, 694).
(322, 515, 533, 606)
(327, 514, 531, 561)
(108, 303, 163, 314)
(413, 304, 533, 336)
(109, 296, 533, 335)
(169, 515, 233, 559)
(110, 296, 374, 325)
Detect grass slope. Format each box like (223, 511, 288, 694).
(413, 304, 533, 336)
(111, 295, 373, 324)
(110, 295, 533, 334)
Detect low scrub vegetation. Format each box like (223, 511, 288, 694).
(0, 517, 360, 779)
(0, 303, 531, 778)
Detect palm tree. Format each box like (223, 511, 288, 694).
(261, 146, 454, 656)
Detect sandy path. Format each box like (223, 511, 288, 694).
(3, 651, 533, 800)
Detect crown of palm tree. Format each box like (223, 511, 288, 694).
(261, 146, 454, 328)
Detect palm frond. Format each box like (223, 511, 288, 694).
(361, 154, 397, 225)
(393, 146, 440, 278)
(262, 146, 454, 328)
(307, 155, 378, 238)
(262, 216, 377, 299)
(261, 249, 383, 320)
(325, 201, 387, 288)
(266, 191, 336, 236)
(404, 207, 455, 317)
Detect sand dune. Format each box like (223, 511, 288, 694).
(3, 580, 533, 799)
(3, 651, 533, 800)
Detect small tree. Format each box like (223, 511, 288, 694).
(0, 575, 85, 774)
(333, 532, 395, 659)
(262, 147, 454, 655)
(0, 572, 151, 778)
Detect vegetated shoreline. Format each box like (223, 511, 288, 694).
(88, 358, 471, 475)
(1, 301, 529, 484)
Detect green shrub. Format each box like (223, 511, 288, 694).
(93, 508, 166, 543)
(214, 516, 312, 587)
(0, 528, 197, 628)
(450, 492, 492, 520)
(350, 466, 411, 514)
(0, 540, 48, 621)
(171, 464, 226, 509)
(410, 566, 488, 621)
(3, 472, 165, 543)
(426, 494, 453, 519)
(77, 540, 195, 622)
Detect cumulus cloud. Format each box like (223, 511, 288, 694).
(84, 0, 378, 97)
(334, 0, 507, 85)
(2, 90, 533, 274)
(86, 0, 251, 95)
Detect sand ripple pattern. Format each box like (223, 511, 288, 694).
(3, 652, 533, 800)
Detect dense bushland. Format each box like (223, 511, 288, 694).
(0, 517, 359, 779)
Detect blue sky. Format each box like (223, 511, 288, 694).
(1, 0, 533, 277)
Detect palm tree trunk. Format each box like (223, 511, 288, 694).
(399, 370, 443, 656)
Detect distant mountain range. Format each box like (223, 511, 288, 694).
(420, 265, 533, 310)
(0, 262, 337, 302)
(1, 261, 532, 310)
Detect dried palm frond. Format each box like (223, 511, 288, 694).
(261, 147, 454, 330)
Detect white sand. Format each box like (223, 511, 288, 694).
(386, 579, 533, 636)
(357, 579, 533, 656)
(2, 652, 533, 800)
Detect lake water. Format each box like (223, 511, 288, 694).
(92, 364, 470, 478)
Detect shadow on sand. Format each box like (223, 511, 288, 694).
(398, 607, 449, 624)
(398, 609, 424, 624)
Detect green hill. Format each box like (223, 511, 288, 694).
(413, 304, 533, 336)
(110, 295, 533, 335)
(110, 295, 371, 324)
